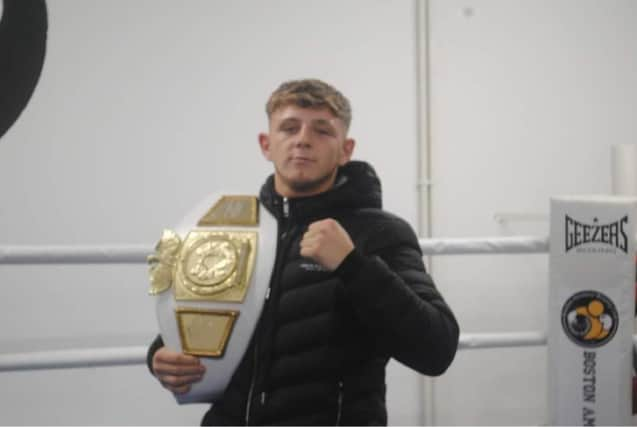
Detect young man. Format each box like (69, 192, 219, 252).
(147, 79, 459, 425)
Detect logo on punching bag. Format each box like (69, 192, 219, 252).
(561, 290, 618, 348)
(564, 215, 628, 253)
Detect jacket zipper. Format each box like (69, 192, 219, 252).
(335, 381, 344, 426)
(244, 195, 290, 425)
(244, 340, 259, 426)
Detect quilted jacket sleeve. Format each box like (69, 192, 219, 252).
(146, 334, 164, 376)
(334, 216, 459, 376)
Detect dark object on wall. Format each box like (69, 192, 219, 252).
(0, 0, 48, 140)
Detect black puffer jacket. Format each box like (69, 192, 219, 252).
(149, 161, 459, 425)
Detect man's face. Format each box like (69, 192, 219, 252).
(259, 104, 355, 197)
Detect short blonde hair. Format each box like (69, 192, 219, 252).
(266, 79, 352, 130)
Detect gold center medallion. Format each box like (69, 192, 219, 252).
(185, 238, 238, 286)
(175, 230, 257, 301)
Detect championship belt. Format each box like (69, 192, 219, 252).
(147, 194, 276, 403)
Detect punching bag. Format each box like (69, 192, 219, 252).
(0, 0, 48, 140)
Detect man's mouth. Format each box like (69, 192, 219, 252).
(290, 156, 314, 163)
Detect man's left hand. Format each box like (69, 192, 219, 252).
(300, 218, 354, 271)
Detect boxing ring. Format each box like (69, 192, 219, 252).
(0, 234, 613, 372)
(0, 220, 634, 425)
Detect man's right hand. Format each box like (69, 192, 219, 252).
(152, 347, 206, 394)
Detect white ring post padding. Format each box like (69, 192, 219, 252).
(0, 346, 147, 372)
(2, 335, 637, 373)
(0, 237, 551, 265)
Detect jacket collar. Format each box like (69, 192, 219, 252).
(259, 160, 382, 221)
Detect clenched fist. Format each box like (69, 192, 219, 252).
(299, 218, 354, 270)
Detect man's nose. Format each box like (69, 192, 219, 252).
(294, 125, 312, 147)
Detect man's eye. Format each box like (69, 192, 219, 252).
(281, 127, 297, 133)
(317, 128, 333, 136)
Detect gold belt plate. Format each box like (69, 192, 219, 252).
(176, 307, 239, 357)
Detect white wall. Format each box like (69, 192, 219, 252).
(0, 0, 422, 425)
(428, 0, 637, 425)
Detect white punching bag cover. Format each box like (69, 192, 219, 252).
(549, 196, 636, 425)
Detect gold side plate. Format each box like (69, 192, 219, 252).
(175, 230, 257, 302)
(147, 229, 182, 295)
(176, 307, 239, 357)
(197, 195, 259, 226)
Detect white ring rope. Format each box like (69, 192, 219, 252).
(0, 236, 628, 372)
(0, 346, 148, 372)
(2, 334, 637, 373)
(419, 236, 549, 255)
(0, 236, 550, 265)
(0, 245, 152, 264)
(459, 331, 547, 350)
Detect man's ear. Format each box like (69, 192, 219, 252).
(258, 133, 271, 161)
(339, 138, 356, 165)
